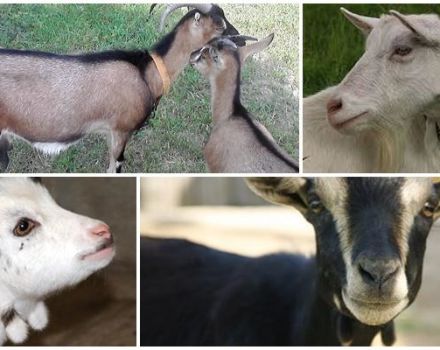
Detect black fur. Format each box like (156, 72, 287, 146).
(140, 178, 439, 346)
(1, 309, 16, 326)
(0, 48, 153, 76)
(346, 178, 404, 263)
(140, 237, 382, 345)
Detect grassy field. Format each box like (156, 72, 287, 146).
(0, 4, 299, 173)
(303, 4, 440, 96)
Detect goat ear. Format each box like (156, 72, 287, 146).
(340, 8, 379, 35)
(389, 11, 433, 46)
(209, 47, 219, 63)
(246, 177, 309, 214)
(238, 33, 274, 64)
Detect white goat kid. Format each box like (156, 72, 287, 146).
(303, 8, 440, 173)
(0, 178, 115, 344)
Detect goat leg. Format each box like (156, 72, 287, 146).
(4, 313, 29, 344)
(107, 131, 130, 173)
(14, 300, 48, 331)
(0, 321, 6, 345)
(0, 132, 11, 171)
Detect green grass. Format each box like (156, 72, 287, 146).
(303, 4, 440, 96)
(0, 4, 299, 173)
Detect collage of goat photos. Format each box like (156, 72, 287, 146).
(1, 0, 440, 348)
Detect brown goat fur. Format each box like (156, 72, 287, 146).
(190, 34, 298, 173)
(0, 5, 239, 172)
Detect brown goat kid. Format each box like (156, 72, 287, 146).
(0, 4, 240, 173)
(190, 34, 298, 173)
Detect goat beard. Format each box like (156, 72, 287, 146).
(364, 126, 405, 172)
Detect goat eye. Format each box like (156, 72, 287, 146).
(309, 199, 324, 214)
(13, 218, 36, 237)
(393, 46, 412, 57)
(421, 202, 436, 218)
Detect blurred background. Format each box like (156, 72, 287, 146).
(23, 178, 136, 346)
(141, 177, 440, 346)
(303, 4, 440, 96)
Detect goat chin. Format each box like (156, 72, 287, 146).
(342, 290, 408, 326)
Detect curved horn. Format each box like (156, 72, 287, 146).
(226, 35, 258, 42)
(216, 36, 258, 49)
(149, 4, 158, 15)
(159, 4, 213, 32)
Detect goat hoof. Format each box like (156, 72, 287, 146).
(5, 316, 28, 344)
(28, 302, 49, 331)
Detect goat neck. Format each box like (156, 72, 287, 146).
(210, 64, 240, 124)
(147, 29, 201, 99)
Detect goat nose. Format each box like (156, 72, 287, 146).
(90, 223, 112, 240)
(327, 97, 343, 116)
(357, 256, 400, 288)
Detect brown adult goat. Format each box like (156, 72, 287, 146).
(0, 4, 240, 172)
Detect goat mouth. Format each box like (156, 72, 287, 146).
(330, 111, 368, 131)
(81, 238, 114, 261)
(346, 295, 403, 307)
(342, 289, 407, 326)
(342, 288, 405, 309)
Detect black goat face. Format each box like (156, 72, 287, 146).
(307, 178, 439, 326)
(208, 5, 243, 45)
(247, 177, 440, 327)
(174, 5, 241, 48)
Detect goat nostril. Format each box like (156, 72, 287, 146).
(358, 259, 400, 287)
(91, 224, 111, 239)
(359, 264, 377, 283)
(327, 98, 343, 115)
(382, 266, 399, 284)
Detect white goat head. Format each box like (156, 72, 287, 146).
(0, 178, 115, 344)
(326, 8, 440, 134)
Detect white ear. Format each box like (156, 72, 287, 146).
(340, 7, 379, 35)
(389, 10, 434, 46)
(238, 33, 274, 64)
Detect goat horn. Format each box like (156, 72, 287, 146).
(159, 4, 213, 32)
(226, 35, 258, 42)
(149, 4, 158, 15)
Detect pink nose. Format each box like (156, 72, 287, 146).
(90, 224, 112, 240)
(327, 97, 343, 116)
